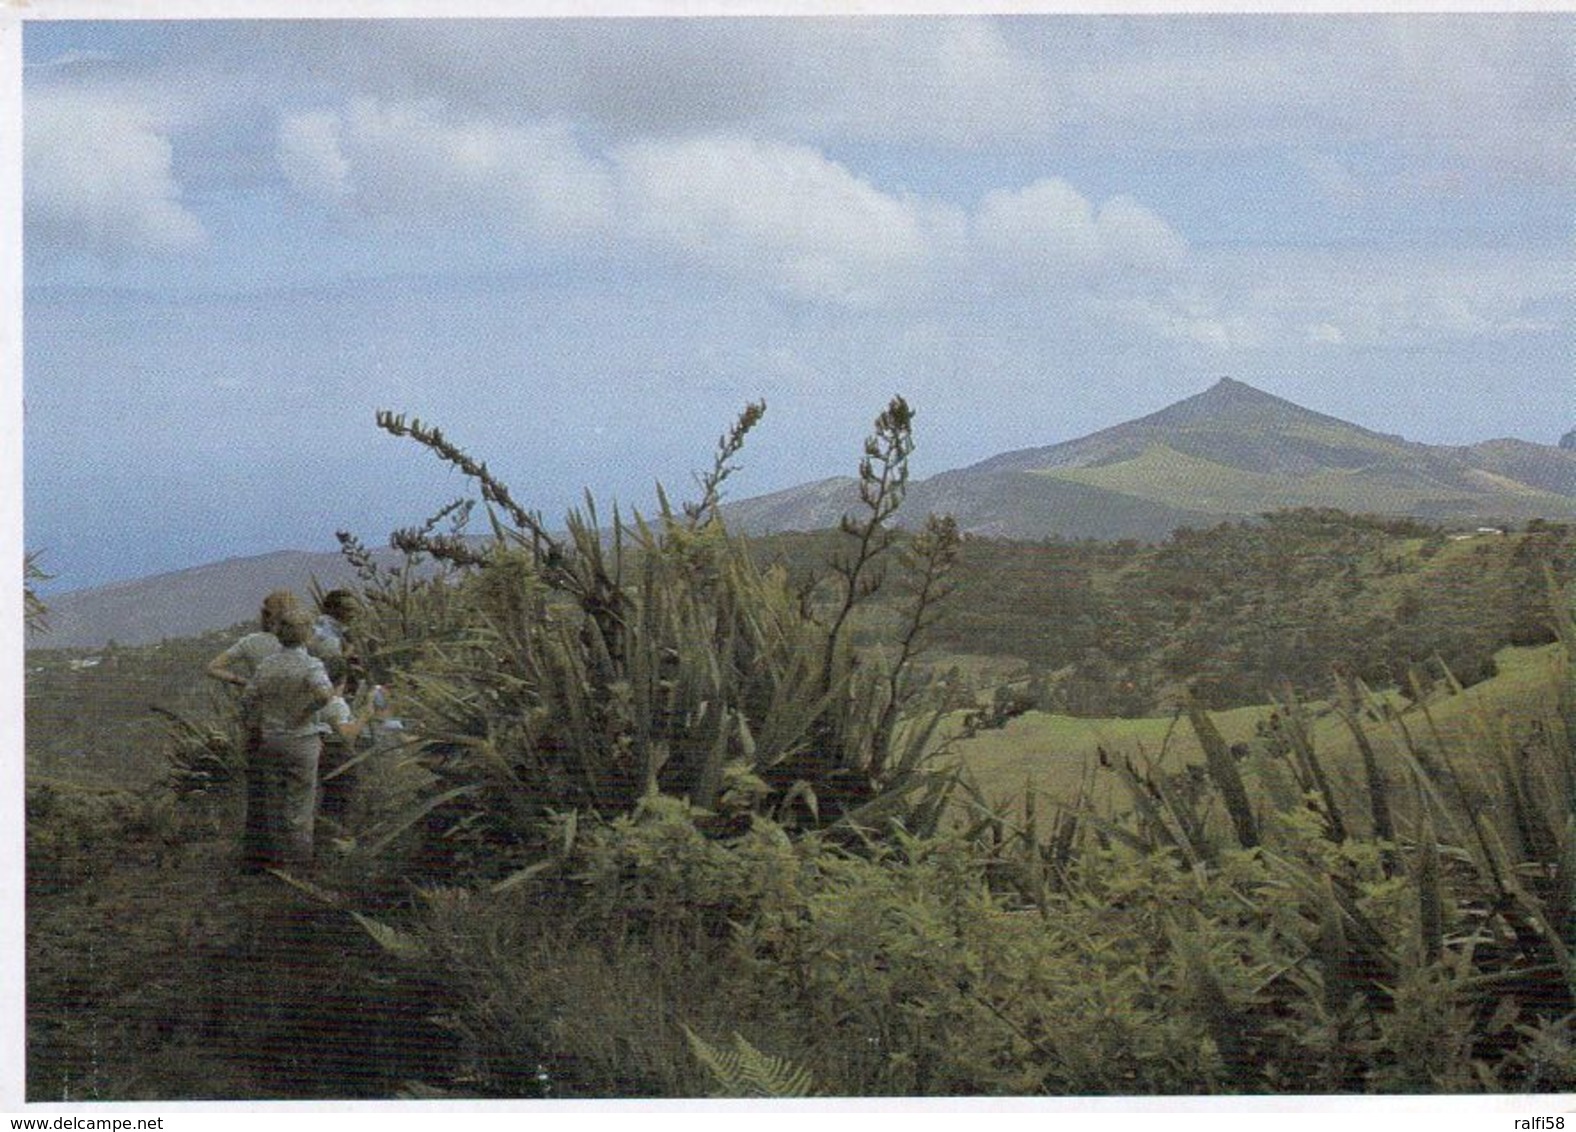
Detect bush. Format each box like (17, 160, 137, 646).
(332, 399, 964, 879)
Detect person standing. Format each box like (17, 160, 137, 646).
(315, 655, 377, 824)
(209, 590, 302, 869)
(206, 589, 301, 688)
(239, 608, 336, 872)
(310, 590, 370, 823)
(309, 589, 360, 666)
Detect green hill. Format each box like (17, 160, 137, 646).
(953, 642, 1566, 808)
(729, 378, 1576, 539)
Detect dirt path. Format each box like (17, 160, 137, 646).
(27, 823, 456, 1101)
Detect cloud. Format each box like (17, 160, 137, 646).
(1058, 16, 1572, 184)
(24, 92, 205, 259)
(271, 18, 1057, 151)
(277, 104, 1189, 308)
(271, 83, 1225, 312)
(1372, 15, 1573, 184)
(24, 49, 118, 70)
(1296, 251, 1569, 343)
(614, 134, 965, 305)
(769, 18, 1058, 147)
(290, 98, 616, 243)
(975, 178, 1187, 283)
(271, 101, 980, 304)
(1100, 247, 1572, 354)
(1096, 293, 1267, 351)
(263, 16, 1565, 184)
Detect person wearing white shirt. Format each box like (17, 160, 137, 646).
(239, 609, 336, 872)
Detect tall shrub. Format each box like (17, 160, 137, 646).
(340, 399, 961, 872)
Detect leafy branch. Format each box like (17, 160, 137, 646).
(24, 551, 51, 635)
(869, 513, 960, 776)
(682, 1026, 815, 1098)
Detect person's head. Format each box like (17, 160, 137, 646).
(260, 590, 303, 634)
(274, 608, 316, 648)
(321, 589, 361, 624)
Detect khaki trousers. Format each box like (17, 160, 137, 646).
(243, 730, 321, 871)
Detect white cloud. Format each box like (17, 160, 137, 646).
(275, 104, 969, 303)
(274, 97, 1198, 307)
(1098, 293, 1266, 351)
(1060, 16, 1572, 185)
(281, 17, 1567, 185)
(286, 18, 1058, 151)
(296, 98, 616, 243)
(262, 80, 1564, 349)
(1297, 251, 1567, 344)
(25, 93, 205, 259)
(614, 134, 964, 305)
(975, 178, 1186, 282)
(1374, 16, 1573, 184)
(775, 18, 1058, 148)
(1101, 247, 1572, 354)
(977, 179, 1099, 275)
(1095, 196, 1189, 276)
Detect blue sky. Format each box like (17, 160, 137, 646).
(17, 12, 1576, 593)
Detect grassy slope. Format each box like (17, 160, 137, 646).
(951, 642, 1565, 810)
(26, 642, 1566, 1100)
(26, 628, 240, 789)
(1037, 443, 1576, 518)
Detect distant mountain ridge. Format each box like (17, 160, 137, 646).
(729, 377, 1576, 536)
(32, 549, 386, 651)
(35, 378, 1576, 649)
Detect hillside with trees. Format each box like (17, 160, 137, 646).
(751, 510, 1573, 715)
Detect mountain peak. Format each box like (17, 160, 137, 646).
(964, 376, 1398, 480)
(1186, 376, 1295, 411)
(1135, 376, 1323, 431)
(1202, 376, 1286, 403)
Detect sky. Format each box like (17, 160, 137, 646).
(14, 9, 1576, 594)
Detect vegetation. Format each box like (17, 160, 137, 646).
(307, 397, 965, 884)
(25, 551, 50, 635)
(26, 626, 243, 788)
(23, 397, 1576, 1100)
(924, 510, 1571, 714)
(349, 627, 1576, 1098)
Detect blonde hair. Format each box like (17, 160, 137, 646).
(260, 590, 302, 633)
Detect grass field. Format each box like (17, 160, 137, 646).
(950, 642, 1567, 814)
(1036, 442, 1576, 518)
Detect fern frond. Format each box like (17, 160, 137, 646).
(682, 1026, 815, 1098)
(349, 910, 429, 960)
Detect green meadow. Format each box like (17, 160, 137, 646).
(954, 643, 1565, 808)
